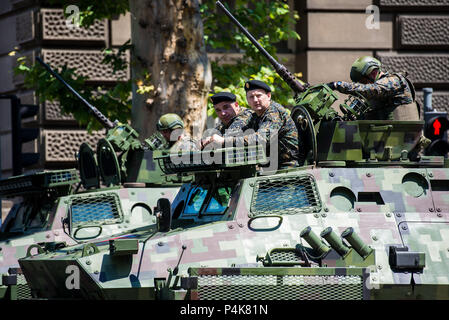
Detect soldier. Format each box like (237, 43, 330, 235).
(327, 56, 420, 121)
(211, 91, 253, 135)
(156, 113, 198, 151)
(202, 80, 303, 169)
(201, 92, 253, 148)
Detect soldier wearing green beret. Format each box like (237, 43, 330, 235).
(327, 56, 420, 121)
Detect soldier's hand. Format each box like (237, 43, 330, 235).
(201, 134, 224, 149)
(211, 134, 225, 146)
(201, 136, 212, 149)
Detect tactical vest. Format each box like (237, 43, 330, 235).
(385, 72, 420, 121)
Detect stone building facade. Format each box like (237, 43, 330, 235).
(0, 1, 131, 181)
(296, 0, 449, 110)
(0, 0, 448, 182)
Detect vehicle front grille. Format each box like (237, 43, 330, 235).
(190, 268, 365, 300)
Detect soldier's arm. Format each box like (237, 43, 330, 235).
(200, 113, 254, 148)
(331, 77, 399, 99)
(213, 123, 225, 136)
(224, 112, 280, 147)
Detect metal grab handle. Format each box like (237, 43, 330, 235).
(81, 243, 100, 257)
(26, 244, 45, 258)
(369, 124, 393, 132)
(248, 215, 283, 232)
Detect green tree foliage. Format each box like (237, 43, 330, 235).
(201, 0, 303, 117)
(14, 0, 302, 129)
(12, 0, 131, 131)
(14, 42, 132, 132)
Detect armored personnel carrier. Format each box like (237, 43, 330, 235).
(17, 3, 449, 300)
(0, 59, 186, 300)
(18, 88, 449, 300)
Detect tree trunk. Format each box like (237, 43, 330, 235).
(129, 0, 212, 140)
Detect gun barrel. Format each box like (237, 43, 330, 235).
(35, 56, 116, 129)
(216, 1, 279, 68)
(216, 1, 308, 94)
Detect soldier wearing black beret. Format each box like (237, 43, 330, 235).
(241, 79, 303, 168)
(244, 79, 272, 93)
(210, 91, 237, 105)
(202, 81, 304, 169)
(201, 91, 254, 148)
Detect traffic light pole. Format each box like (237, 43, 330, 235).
(0, 95, 19, 227)
(10, 96, 22, 176)
(422, 88, 449, 157)
(0, 95, 40, 176)
(423, 88, 433, 112)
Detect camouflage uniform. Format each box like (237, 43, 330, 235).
(215, 108, 254, 136)
(224, 101, 303, 168)
(333, 72, 419, 121)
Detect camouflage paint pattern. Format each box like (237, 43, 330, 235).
(295, 84, 339, 121)
(0, 55, 187, 300)
(317, 121, 363, 161)
(12, 75, 449, 300)
(0, 186, 179, 288)
(316, 120, 425, 161)
(357, 120, 423, 160)
(18, 162, 449, 300)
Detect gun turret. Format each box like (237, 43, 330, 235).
(216, 1, 309, 94)
(35, 57, 189, 186)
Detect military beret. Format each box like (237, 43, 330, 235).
(244, 80, 271, 93)
(210, 92, 236, 105)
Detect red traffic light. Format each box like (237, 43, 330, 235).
(424, 112, 449, 157)
(424, 113, 449, 140)
(433, 118, 441, 136)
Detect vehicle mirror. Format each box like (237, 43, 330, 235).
(156, 198, 172, 232)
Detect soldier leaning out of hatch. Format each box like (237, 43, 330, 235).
(327, 56, 430, 158)
(156, 113, 198, 151)
(202, 80, 304, 169)
(326, 56, 420, 121)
